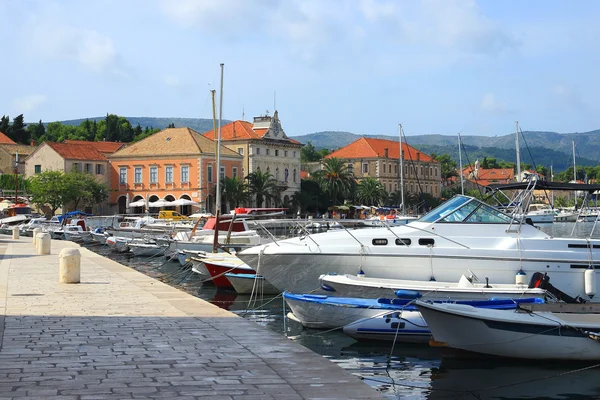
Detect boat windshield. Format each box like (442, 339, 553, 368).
(418, 195, 514, 224)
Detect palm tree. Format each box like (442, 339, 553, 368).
(220, 176, 249, 211)
(315, 157, 355, 206)
(357, 177, 386, 206)
(246, 170, 279, 208)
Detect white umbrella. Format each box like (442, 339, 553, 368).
(169, 198, 199, 206)
(128, 199, 147, 207)
(148, 199, 171, 208)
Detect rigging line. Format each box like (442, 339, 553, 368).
(519, 126, 552, 207)
(459, 138, 485, 199)
(399, 127, 427, 209)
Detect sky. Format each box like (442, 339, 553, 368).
(1, 0, 599, 138)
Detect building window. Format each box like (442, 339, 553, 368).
(237, 147, 244, 155)
(383, 163, 386, 173)
(72, 163, 82, 173)
(347, 163, 353, 176)
(119, 167, 127, 184)
(165, 166, 173, 183)
(362, 163, 369, 173)
(134, 167, 142, 184)
(420, 166, 423, 176)
(256, 147, 261, 155)
(430, 167, 433, 176)
(284, 150, 288, 157)
(220, 166, 225, 181)
(275, 167, 279, 181)
(266, 149, 270, 156)
(275, 149, 279, 156)
(85, 163, 92, 173)
(95, 164, 104, 175)
(435, 167, 438, 178)
(150, 166, 158, 183)
(181, 165, 189, 183)
(233, 167, 238, 179)
(285, 168, 289, 182)
(293, 151, 297, 158)
(34, 165, 41, 174)
(389, 163, 392, 174)
(293, 168, 297, 183)
(207, 165, 213, 183)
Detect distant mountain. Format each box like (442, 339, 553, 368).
(290, 130, 600, 171)
(58, 117, 230, 134)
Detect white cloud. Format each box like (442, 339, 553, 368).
(480, 93, 509, 113)
(26, 4, 125, 76)
(11, 94, 48, 114)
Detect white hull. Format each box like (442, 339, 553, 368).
(225, 273, 279, 294)
(320, 273, 547, 300)
(342, 310, 430, 343)
(128, 243, 167, 257)
(417, 302, 600, 360)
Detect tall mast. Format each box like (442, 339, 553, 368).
(216, 63, 224, 216)
(398, 124, 405, 213)
(515, 121, 521, 182)
(572, 140, 576, 182)
(210, 90, 217, 211)
(457, 133, 464, 195)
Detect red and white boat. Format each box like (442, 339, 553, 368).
(202, 258, 256, 289)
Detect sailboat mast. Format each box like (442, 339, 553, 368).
(572, 140, 576, 182)
(398, 124, 405, 213)
(515, 121, 521, 182)
(216, 63, 224, 216)
(458, 133, 464, 195)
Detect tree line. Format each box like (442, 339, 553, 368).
(0, 113, 162, 145)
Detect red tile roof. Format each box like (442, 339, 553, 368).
(326, 137, 436, 162)
(46, 142, 107, 161)
(0, 131, 16, 145)
(300, 171, 310, 179)
(202, 120, 302, 145)
(462, 166, 514, 182)
(64, 140, 125, 154)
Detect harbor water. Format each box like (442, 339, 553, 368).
(84, 221, 600, 400)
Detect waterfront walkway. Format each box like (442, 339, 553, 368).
(0, 237, 384, 399)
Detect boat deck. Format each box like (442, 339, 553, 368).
(0, 237, 384, 399)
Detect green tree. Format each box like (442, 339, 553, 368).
(64, 171, 109, 211)
(356, 177, 386, 206)
(28, 171, 70, 215)
(167, 123, 176, 128)
(0, 115, 9, 135)
(291, 179, 324, 215)
(10, 114, 28, 144)
(315, 157, 355, 206)
(26, 120, 45, 144)
(220, 176, 249, 211)
(301, 141, 321, 162)
(246, 170, 278, 208)
(432, 153, 458, 181)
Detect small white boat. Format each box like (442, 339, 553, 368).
(106, 236, 132, 253)
(225, 273, 279, 295)
(342, 310, 430, 343)
(128, 242, 167, 257)
(416, 301, 600, 360)
(319, 272, 548, 300)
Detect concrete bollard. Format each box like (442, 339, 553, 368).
(36, 233, 51, 255)
(11, 226, 19, 239)
(59, 248, 80, 284)
(32, 227, 42, 245)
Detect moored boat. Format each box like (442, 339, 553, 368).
(225, 273, 279, 295)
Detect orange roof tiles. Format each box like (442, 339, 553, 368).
(0, 131, 16, 145)
(326, 137, 436, 162)
(64, 140, 125, 154)
(202, 120, 302, 145)
(110, 127, 240, 158)
(46, 142, 107, 161)
(463, 166, 514, 181)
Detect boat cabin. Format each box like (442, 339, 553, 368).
(418, 196, 516, 224)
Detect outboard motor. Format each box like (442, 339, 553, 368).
(528, 272, 586, 304)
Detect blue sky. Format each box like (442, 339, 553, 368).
(1, 0, 599, 137)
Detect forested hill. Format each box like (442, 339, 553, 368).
(290, 129, 600, 171)
(59, 117, 229, 134)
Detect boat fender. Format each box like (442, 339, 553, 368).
(357, 269, 365, 278)
(585, 267, 596, 298)
(321, 284, 336, 292)
(516, 269, 527, 285)
(394, 289, 421, 300)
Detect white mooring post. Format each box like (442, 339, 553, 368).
(11, 226, 19, 239)
(59, 248, 80, 284)
(36, 233, 51, 255)
(32, 227, 42, 246)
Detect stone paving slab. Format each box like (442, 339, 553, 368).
(0, 237, 385, 399)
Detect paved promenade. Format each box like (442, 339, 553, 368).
(0, 236, 385, 400)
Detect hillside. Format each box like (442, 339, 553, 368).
(291, 129, 600, 170)
(59, 117, 230, 134)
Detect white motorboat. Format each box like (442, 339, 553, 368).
(63, 226, 90, 242)
(554, 209, 578, 222)
(239, 188, 600, 298)
(128, 242, 168, 257)
(225, 273, 279, 295)
(416, 301, 600, 361)
(342, 310, 430, 343)
(519, 203, 554, 224)
(106, 236, 132, 253)
(319, 272, 548, 300)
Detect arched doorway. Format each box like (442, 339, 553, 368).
(148, 195, 160, 215)
(117, 196, 127, 215)
(131, 195, 145, 215)
(179, 194, 193, 216)
(164, 194, 176, 211)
